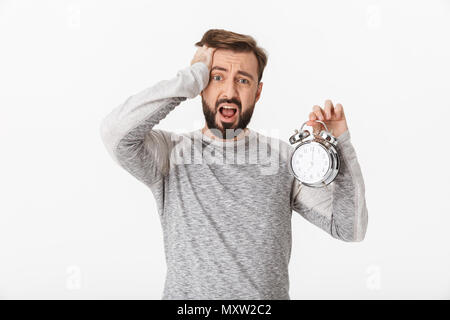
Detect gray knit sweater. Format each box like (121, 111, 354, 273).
(100, 61, 368, 300)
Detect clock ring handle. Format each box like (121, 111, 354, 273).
(289, 120, 333, 145)
(301, 119, 337, 146)
(299, 119, 329, 133)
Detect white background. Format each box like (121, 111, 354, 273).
(0, 0, 449, 299)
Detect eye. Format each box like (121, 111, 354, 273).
(212, 75, 222, 81)
(239, 79, 249, 84)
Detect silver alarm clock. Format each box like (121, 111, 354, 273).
(288, 120, 340, 188)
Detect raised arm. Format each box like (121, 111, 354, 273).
(290, 129, 368, 242)
(99, 45, 215, 187)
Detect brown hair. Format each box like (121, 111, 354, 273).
(195, 29, 268, 84)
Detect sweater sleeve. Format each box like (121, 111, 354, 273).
(99, 61, 210, 187)
(290, 130, 369, 242)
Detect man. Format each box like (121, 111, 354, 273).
(100, 29, 368, 300)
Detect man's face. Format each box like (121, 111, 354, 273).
(201, 49, 263, 139)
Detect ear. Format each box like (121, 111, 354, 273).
(255, 81, 263, 103)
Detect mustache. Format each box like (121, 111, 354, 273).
(216, 99, 241, 111)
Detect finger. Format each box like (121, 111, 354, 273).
(312, 105, 325, 121)
(204, 45, 212, 54)
(308, 110, 323, 133)
(324, 100, 333, 120)
(307, 112, 317, 126)
(335, 103, 344, 119)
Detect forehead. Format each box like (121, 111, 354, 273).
(212, 49, 258, 76)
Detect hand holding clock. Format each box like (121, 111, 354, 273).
(306, 100, 348, 138)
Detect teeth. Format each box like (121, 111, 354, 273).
(221, 105, 236, 109)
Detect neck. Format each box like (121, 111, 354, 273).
(201, 126, 248, 142)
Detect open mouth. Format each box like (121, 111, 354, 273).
(218, 104, 238, 120)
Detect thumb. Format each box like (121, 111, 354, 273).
(306, 113, 322, 133)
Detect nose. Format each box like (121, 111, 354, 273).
(223, 77, 239, 99)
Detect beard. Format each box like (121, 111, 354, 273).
(201, 95, 255, 140)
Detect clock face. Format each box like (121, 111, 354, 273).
(291, 142, 331, 184)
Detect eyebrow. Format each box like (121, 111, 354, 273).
(211, 66, 255, 81)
